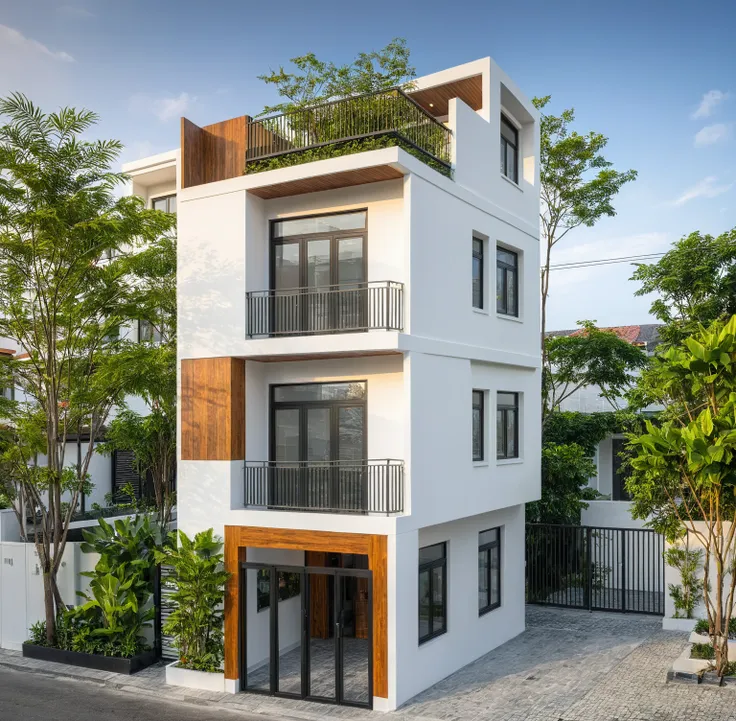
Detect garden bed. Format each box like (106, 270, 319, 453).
(165, 661, 225, 692)
(22, 642, 157, 675)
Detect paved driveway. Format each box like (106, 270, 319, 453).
(398, 606, 732, 721)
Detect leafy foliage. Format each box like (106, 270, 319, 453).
(0, 93, 174, 642)
(664, 546, 704, 619)
(258, 38, 415, 114)
(543, 410, 631, 455)
(155, 530, 230, 672)
(631, 229, 736, 347)
(544, 321, 649, 420)
(627, 315, 736, 674)
(534, 95, 637, 342)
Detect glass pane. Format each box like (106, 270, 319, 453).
(506, 409, 517, 458)
(507, 145, 517, 182)
(338, 406, 365, 511)
(307, 239, 331, 288)
(501, 116, 517, 144)
(275, 243, 301, 290)
(500, 138, 506, 174)
(418, 569, 430, 640)
(257, 568, 271, 611)
(497, 392, 517, 408)
(496, 409, 505, 458)
(275, 409, 300, 462)
(506, 268, 517, 316)
(498, 248, 517, 267)
(473, 238, 483, 256)
(431, 565, 445, 633)
(276, 571, 303, 695)
(152, 197, 168, 212)
(478, 550, 489, 610)
(490, 545, 500, 607)
(472, 408, 482, 460)
(246, 567, 271, 691)
(337, 237, 365, 330)
(274, 211, 366, 237)
(419, 543, 445, 564)
(472, 256, 482, 308)
(308, 571, 336, 699)
(479, 528, 499, 546)
(340, 575, 371, 705)
(307, 408, 330, 461)
(167, 195, 177, 214)
(337, 237, 364, 284)
(274, 382, 366, 403)
(496, 264, 505, 313)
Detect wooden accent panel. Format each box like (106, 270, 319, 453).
(224, 525, 389, 699)
(369, 534, 388, 698)
(247, 165, 403, 200)
(181, 116, 249, 189)
(409, 74, 483, 116)
(181, 357, 245, 460)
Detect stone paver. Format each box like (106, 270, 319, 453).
(4, 607, 736, 721)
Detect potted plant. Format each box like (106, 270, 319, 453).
(155, 529, 230, 692)
(22, 515, 162, 674)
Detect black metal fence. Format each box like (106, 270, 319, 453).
(246, 281, 403, 338)
(246, 88, 452, 169)
(244, 459, 404, 515)
(526, 523, 665, 615)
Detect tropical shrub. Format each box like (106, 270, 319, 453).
(155, 529, 230, 672)
(664, 546, 704, 619)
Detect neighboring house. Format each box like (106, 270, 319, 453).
(128, 57, 541, 710)
(548, 323, 662, 528)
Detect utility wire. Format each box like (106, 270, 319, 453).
(548, 252, 666, 272)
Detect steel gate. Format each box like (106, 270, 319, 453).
(526, 523, 665, 615)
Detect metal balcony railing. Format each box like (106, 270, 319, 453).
(244, 459, 404, 515)
(246, 281, 403, 338)
(246, 88, 451, 172)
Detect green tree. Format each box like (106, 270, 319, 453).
(631, 229, 736, 348)
(544, 321, 649, 422)
(258, 37, 416, 114)
(627, 315, 736, 675)
(155, 529, 230, 672)
(0, 94, 174, 642)
(534, 96, 637, 346)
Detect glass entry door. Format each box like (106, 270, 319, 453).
(240, 562, 372, 709)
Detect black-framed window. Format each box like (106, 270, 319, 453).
(500, 115, 519, 183)
(418, 542, 447, 644)
(472, 390, 485, 461)
(496, 247, 518, 317)
(496, 392, 519, 460)
(472, 238, 484, 309)
(612, 438, 632, 501)
(478, 528, 501, 615)
(138, 318, 163, 344)
(152, 194, 177, 214)
(256, 568, 301, 612)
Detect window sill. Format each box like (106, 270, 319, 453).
(497, 312, 523, 324)
(479, 603, 501, 617)
(496, 458, 523, 466)
(472, 307, 490, 316)
(473, 461, 490, 468)
(418, 629, 447, 647)
(501, 174, 523, 192)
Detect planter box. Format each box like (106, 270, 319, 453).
(22, 643, 156, 675)
(165, 660, 225, 692)
(662, 617, 698, 632)
(689, 632, 736, 660)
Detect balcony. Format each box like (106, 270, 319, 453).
(244, 460, 404, 515)
(245, 88, 452, 178)
(246, 281, 403, 338)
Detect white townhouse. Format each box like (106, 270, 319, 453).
(128, 57, 541, 711)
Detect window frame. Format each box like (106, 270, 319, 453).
(472, 390, 485, 462)
(138, 318, 163, 345)
(256, 568, 302, 612)
(496, 246, 519, 317)
(500, 114, 519, 184)
(496, 391, 520, 460)
(151, 193, 177, 214)
(472, 237, 484, 310)
(418, 541, 447, 645)
(478, 527, 502, 616)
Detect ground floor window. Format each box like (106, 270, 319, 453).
(418, 542, 447, 644)
(478, 527, 501, 614)
(256, 568, 302, 611)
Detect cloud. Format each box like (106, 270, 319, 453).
(58, 5, 94, 17)
(692, 90, 729, 119)
(129, 91, 194, 122)
(671, 176, 733, 206)
(694, 123, 732, 147)
(0, 24, 74, 62)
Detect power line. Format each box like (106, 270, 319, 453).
(548, 252, 666, 272)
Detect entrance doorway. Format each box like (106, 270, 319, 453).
(239, 560, 373, 708)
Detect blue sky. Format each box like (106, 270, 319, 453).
(1, 0, 735, 331)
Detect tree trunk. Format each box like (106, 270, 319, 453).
(42, 569, 56, 645)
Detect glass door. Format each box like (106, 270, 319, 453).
(306, 569, 337, 701)
(336, 236, 366, 331)
(243, 566, 273, 693)
(337, 573, 372, 706)
(306, 238, 332, 333)
(273, 241, 301, 335)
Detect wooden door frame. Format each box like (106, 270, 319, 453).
(225, 525, 388, 699)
